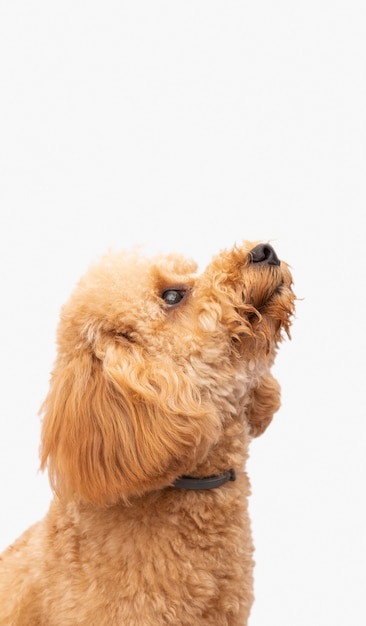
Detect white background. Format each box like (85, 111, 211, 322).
(0, 2, 365, 624)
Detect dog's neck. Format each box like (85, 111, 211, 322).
(171, 469, 236, 490)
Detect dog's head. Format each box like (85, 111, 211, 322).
(40, 242, 295, 505)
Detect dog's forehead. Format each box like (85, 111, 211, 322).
(150, 253, 198, 290)
(68, 250, 199, 320)
(87, 250, 198, 291)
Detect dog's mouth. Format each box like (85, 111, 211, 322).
(255, 278, 285, 311)
(242, 269, 284, 312)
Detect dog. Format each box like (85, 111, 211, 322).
(0, 241, 295, 625)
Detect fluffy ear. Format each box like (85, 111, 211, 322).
(246, 371, 281, 437)
(40, 346, 221, 506)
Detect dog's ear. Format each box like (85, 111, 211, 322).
(40, 345, 221, 506)
(246, 371, 281, 437)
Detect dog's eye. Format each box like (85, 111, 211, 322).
(161, 289, 185, 306)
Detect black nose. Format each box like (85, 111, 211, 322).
(249, 243, 280, 266)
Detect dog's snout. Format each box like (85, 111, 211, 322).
(249, 243, 280, 267)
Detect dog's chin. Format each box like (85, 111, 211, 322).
(243, 269, 283, 311)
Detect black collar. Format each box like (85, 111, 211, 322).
(172, 469, 236, 490)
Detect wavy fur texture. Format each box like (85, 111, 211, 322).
(0, 241, 295, 625)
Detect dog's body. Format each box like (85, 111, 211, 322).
(0, 242, 294, 625)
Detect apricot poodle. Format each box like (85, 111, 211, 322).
(0, 241, 295, 625)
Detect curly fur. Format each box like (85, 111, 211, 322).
(0, 241, 295, 625)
